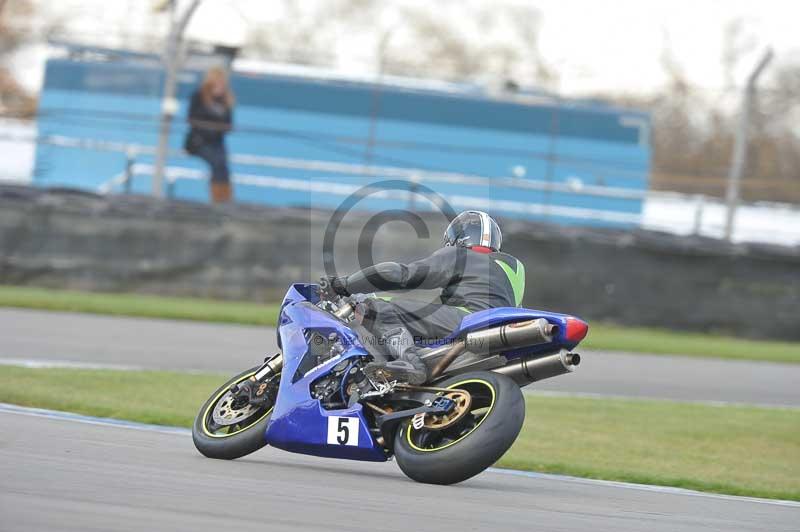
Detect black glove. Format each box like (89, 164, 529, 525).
(320, 276, 350, 298)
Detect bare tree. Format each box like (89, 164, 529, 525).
(502, 5, 557, 89)
(243, 0, 374, 66)
(0, 0, 32, 52)
(240, 3, 797, 202)
(605, 33, 798, 203)
(752, 60, 800, 189)
(0, 0, 36, 117)
(384, 7, 482, 80)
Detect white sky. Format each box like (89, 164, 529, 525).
(11, 0, 800, 97)
(531, 0, 795, 94)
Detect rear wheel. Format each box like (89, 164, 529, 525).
(192, 367, 278, 460)
(393, 371, 524, 485)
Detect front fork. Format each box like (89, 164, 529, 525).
(253, 353, 283, 381)
(230, 353, 284, 406)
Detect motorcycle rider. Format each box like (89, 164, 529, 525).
(325, 210, 526, 385)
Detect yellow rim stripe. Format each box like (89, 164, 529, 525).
(201, 372, 274, 439)
(406, 378, 496, 452)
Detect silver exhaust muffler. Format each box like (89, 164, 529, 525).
(492, 350, 580, 386)
(421, 318, 560, 379)
(465, 318, 557, 354)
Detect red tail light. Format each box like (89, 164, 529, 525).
(564, 317, 589, 342)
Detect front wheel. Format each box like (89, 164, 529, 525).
(192, 366, 278, 460)
(393, 371, 525, 485)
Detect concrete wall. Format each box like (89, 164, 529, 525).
(1, 185, 797, 340)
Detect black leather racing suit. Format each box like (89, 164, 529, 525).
(343, 246, 526, 350)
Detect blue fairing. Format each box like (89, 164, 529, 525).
(280, 283, 321, 307)
(265, 285, 387, 461)
(264, 283, 587, 462)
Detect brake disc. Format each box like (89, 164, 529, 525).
(422, 390, 472, 431)
(212, 392, 257, 426)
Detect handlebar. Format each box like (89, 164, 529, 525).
(332, 301, 355, 320)
(318, 277, 355, 321)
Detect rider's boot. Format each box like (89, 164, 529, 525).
(365, 327, 428, 385)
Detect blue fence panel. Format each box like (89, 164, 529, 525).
(34, 52, 651, 227)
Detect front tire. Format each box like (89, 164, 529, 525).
(192, 366, 277, 460)
(394, 371, 525, 485)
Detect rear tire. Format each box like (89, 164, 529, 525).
(393, 371, 525, 485)
(192, 367, 276, 460)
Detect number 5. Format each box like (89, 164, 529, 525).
(327, 416, 359, 446)
(336, 418, 349, 444)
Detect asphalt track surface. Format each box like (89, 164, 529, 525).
(1, 408, 797, 532)
(2, 308, 798, 406)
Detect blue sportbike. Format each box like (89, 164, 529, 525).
(192, 282, 589, 485)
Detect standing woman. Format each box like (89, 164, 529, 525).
(184, 66, 235, 203)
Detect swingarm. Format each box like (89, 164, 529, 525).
(364, 384, 472, 450)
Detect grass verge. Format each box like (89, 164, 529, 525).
(0, 285, 279, 326)
(1, 365, 797, 501)
(581, 324, 800, 363)
(501, 395, 800, 501)
(1, 284, 799, 363)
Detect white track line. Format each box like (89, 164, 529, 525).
(0, 402, 190, 435)
(1, 402, 797, 508)
(485, 467, 800, 508)
(0, 359, 215, 375)
(0, 358, 148, 371)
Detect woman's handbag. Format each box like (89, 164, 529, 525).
(184, 131, 203, 155)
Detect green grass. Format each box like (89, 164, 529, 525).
(0, 365, 222, 427)
(500, 395, 800, 501)
(0, 285, 279, 326)
(1, 284, 799, 363)
(582, 323, 800, 363)
(1, 365, 798, 501)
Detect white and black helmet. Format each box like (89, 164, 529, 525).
(442, 210, 502, 252)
